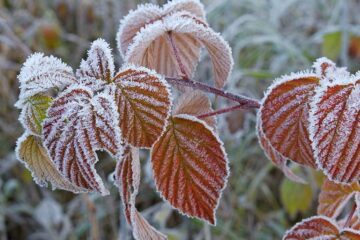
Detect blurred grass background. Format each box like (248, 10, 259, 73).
(0, 0, 360, 239)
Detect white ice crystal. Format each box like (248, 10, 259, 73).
(15, 53, 77, 108)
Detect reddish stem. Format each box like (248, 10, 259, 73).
(167, 31, 188, 79)
(198, 104, 251, 119)
(344, 204, 356, 228)
(165, 77, 261, 108)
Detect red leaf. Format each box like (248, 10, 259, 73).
(151, 114, 228, 224)
(260, 72, 319, 168)
(113, 66, 171, 148)
(257, 118, 306, 184)
(283, 216, 340, 239)
(318, 179, 360, 218)
(43, 86, 122, 195)
(309, 76, 360, 183)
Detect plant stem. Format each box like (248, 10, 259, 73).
(198, 104, 251, 119)
(165, 77, 261, 108)
(167, 31, 189, 79)
(344, 204, 356, 228)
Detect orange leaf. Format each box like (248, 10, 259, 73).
(113, 66, 171, 148)
(151, 114, 228, 224)
(114, 145, 166, 240)
(43, 86, 122, 195)
(256, 118, 306, 184)
(173, 90, 216, 128)
(318, 179, 360, 218)
(283, 216, 340, 240)
(260, 72, 319, 168)
(309, 76, 360, 183)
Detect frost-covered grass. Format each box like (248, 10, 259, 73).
(1, 0, 359, 239)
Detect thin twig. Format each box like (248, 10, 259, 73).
(343, 204, 356, 229)
(167, 31, 189, 79)
(197, 104, 252, 119)
(165, 77, 261, 108)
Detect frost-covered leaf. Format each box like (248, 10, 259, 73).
(280, 176, 313, 218)
(76, 39, 115, 90)
(112, 66, 171, 148)
(16, 133, 85, 192)
(125, 12, 233, 88)
(283, 216, 340, 240)
(43, 86, 122, 195)
(19, 94, 52, 135)
(318, 179, 360, 218)
(173, 90, 215, 128)
(114, 145, 138, 224)
(309, 74, 360, 183)
(283, 215, 360, 240)
(117, 0, 205, 58)
(114, 145, 166, 240)
(15, 53, 77, 108)
(257, 117, 306, 183)
(260, 72, 319, 168)
(151, 114, 228, 224)
(132, 211, 167, 240)
(163, 0, 205, 18)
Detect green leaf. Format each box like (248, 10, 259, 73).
(19, 94, 52, 135)
(280, 176, 312, 218)
(322, 31, 342, 61)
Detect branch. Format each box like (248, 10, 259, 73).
(167, 31, 188, 79)
(165, 77, 261, 108)
(197, 104, 251, 119)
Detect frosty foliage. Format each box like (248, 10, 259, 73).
(19, 94, 52, 136)
(259, 71, 318, 168)
(256, 117, 306, 184)
(76, 38, 115, 91)
(118, 0, 233, 88)
(282, 215, 360, 240)
(309, 66, 360, 183)
(42, 85, 122, 195)
(16, 133, 86, 193)
(112, 65, 172, 148)
(318, 179, 360, 219)
(151, 114, 229, 225)
(117, 0, 205, 58)
(114, 145, 166, 240)
(15, 53, 77, 108)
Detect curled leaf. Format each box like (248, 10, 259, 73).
(16, 133, 85, 192)
(19, 94, 52, 135)
(124, 11, 233, 88)
(260, 72, 319, 168)
(309, 74, 360, 183)
(117, 0, 205, 58)
(151, 114, 228, 224)
(43, 86, 122, 195)
(115, 145, 166, 240)
(15, 52, 77, 108)
(112, 66, 171, 148)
